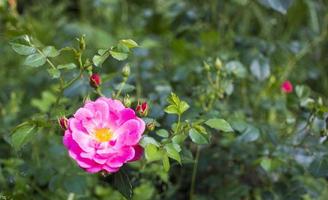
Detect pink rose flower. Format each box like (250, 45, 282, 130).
(281, 80, 293, 93)
(63, 97, 145, 173)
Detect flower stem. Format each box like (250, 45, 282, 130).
(190, 146, 201, 200)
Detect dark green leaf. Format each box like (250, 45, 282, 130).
(113, 170, 133, 200)
(156, 129, 169, 138)
(11, 122, 37, 151)
(309, 155, 328, 177)
(189, 128, 209, 145)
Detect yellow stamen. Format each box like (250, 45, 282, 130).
(95, 128, 112, 142)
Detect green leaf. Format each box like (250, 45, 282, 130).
(259, 0, 294, 14)
(113, 170, 133, 200)
(140, 136, 160, 147)
(179, 101, 190, 114)
(24, 53, 46, 67)
(189, 128, 209, 145)
(260, 157, 272, 172)
(10, 43, 36, 55)
(11, 122, 37, 151)
(164, 93, 189, 115)
(47, 68, 61, 79)
(164, 105, 179, 115)
(57, 63, 77, 70)
(156, 129, 169, 138)
(93, 49, 110, 66)
(225, 61, 247, 78)
(172, 134, 187, 144)
(250, 58, 270, 81)
(164, 143, 181, 164)
(145, 144, 162, 161)
(42, 46, 60, 57)
(308, 155, 328, 177)
(120, 39, 139, 48)
(205, 118, 233, 132)
(162, 153, 170, 172)
(237, 125, 260, 142)
(109, 50, 128, 61)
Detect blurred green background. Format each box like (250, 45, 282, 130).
(1, 0, 328, 199)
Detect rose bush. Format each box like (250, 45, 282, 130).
(1, 0, 328, 200)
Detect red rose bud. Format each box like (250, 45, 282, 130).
(136, 102, 149, 117)
(281, 80, 293, 93)
(89, 73, 101, 88)
(58, 117, 68, 130)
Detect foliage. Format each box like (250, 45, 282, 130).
(1, 0, 328, 199)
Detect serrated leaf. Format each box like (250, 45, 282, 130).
(164, 143, 181, 163)
(205, 118, 233, 132)
(24, 53, 46, 67)
(120, 39, 138, 48)
(10, 43, 36, 55)
(42, 46, 59, 57)
(189, 128, 209, 145)
(113, 170, 133, 200)
(57, 63, 77, 70)
(11, 122, 37, 151)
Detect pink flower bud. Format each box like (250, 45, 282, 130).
(89, 73, 101, 88)
(281, 80, 293, 93)
(58, 117, 68, 130)
(136, 102, 149, 117)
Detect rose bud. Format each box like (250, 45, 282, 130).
(122, 64, 131, 78)
(58, 116, 68, 130)
(136, 102, 149, 117)
(89, 73, 101, 88)
(123, 95, 132, 107)
(146, 122, 156, 131)
(281, 80, 293, 94)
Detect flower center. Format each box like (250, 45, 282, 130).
(94, 128, 112, 142)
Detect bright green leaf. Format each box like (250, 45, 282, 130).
(145, 144, 162, 161)
(120, 39, 138, 48)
